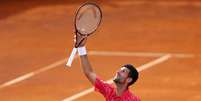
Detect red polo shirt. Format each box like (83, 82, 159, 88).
(94, 77, 140, 101)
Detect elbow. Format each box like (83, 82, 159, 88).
(83, 70, 94, 78)
(83, 70, 91, 77)
(84, 73, 90, 78)
(83, 68, 93, 75)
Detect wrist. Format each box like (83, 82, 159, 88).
(77, 46, 87, 56)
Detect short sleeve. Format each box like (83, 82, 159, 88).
(94, 77, 113, 97)
(134, 96, 141, 101)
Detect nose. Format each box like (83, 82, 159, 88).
(117, 70, 121, 75)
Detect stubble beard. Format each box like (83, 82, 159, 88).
(113, 76, 122, 84)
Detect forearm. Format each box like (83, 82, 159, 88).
(78, 47, 96, 84)
(80, 55, 94, 74)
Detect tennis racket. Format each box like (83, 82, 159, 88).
(66, 2, 102, 67)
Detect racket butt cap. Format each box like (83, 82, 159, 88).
(65, 63, 71, 67)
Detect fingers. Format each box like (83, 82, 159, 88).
(74, 34, 88, 48)
(78, 37, 87, 47)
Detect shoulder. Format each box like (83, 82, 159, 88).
(95, 77, 113, 89)
(133, 96, 141, 101)
(94, 77, 114, 97)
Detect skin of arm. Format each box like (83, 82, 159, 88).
(75, 34, 96, 85)
(80, 55, 96, 85)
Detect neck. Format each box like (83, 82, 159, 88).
(115, 83, 128, 96)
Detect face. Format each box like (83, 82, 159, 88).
(113, 67, 130, 84)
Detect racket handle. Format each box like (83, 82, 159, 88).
(66, 48, 77, 67)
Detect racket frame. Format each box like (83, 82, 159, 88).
(66, 2, 102, 67)
(74, 2, 102, 36)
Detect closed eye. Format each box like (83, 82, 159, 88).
(122, 70, 127, 73)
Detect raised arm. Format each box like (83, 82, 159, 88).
(75, 34, 96, 85)
(79, 54, 96, 85)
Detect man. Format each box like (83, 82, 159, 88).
(75, 34, 140, 101)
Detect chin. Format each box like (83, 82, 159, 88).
(113, 78, 121, 84)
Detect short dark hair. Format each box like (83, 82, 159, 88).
(123, 64, 139, 86)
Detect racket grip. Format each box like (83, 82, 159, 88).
(66, 48, 77, 67)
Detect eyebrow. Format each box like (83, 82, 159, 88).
(121, 67, 129, 72)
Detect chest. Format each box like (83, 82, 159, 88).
(106, 90, 133, 101)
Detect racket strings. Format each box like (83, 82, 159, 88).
(75, 4, 101, 35)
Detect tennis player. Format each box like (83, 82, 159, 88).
(75, 34, 141, 101)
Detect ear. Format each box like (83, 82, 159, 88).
(127, 78, 133, 83)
